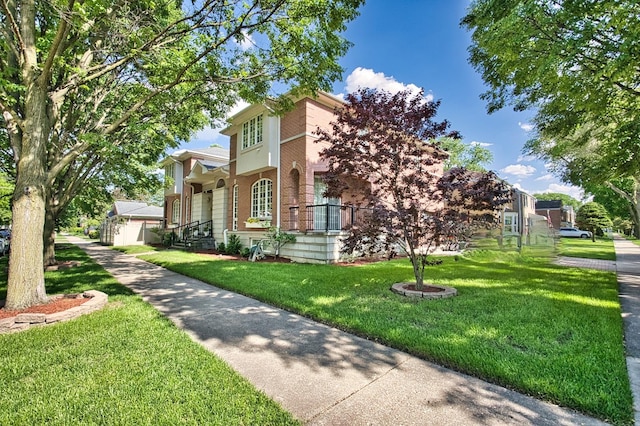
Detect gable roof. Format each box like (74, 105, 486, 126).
(159, 147, 230, 166)
(185, 159, 230, 184)
(109, 201, 163, 219)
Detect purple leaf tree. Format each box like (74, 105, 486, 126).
(316, 88, 511, 290)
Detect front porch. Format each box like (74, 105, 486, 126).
(286, 204, 371, 232)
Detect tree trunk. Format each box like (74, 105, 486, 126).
(410, 254, 424, 290)
(4, 80, 49, 309)
(43, 205, 57, 267)
(606, 179, 640, 239)
(632, 181, 640, 239)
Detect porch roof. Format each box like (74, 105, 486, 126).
(108, 201, 163, 220)
(185, 159, 229, 184)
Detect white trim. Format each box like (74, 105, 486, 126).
(280, 132, 319, 145)
(276, 115, 281, 228)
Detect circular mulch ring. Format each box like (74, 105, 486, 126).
(391, 282, 457, 299)
(0, 294, 89, 320)
(0, 291, 108, 334)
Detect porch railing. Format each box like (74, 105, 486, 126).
(166, 220, 216, 249)
(288, 204, 372, 232)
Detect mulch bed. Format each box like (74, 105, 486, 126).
(0, 295, 90, 320)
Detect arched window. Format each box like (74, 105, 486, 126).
(216, 179, 226, 189)
(172, 199, 181, 224)
(251, 179, 272, 218)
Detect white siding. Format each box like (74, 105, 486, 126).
(236, 115, 279, 176)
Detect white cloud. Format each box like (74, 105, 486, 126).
(470, 141, 493, 147)
(519, 122, 534, 132)
(189, 100, 250, 148)
(237, 30, 255, 50)
(516, 154, 536, 162)
(541, 183, 585, 200)
(535, 173, 554, 181)
(500, 164, 536, 177)
(344, 67, 431, 101)
(512, 183, 536, 195)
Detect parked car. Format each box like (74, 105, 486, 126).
(0, 229, 11, 256)
(559, 227, 592, 238)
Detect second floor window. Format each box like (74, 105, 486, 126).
(165, 163, 175, 184)
(251, 178, 272, 218)
(242, 114, 263, 149)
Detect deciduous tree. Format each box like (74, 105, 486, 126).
(316, 88, 510, 290)
(576, 202, 612, 242)
(463, 1, 640, 237)
(0, 0, 363, 309)
(438, 137, 493, 172)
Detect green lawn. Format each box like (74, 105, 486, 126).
(558, 237, 616, 260)
(111, 244, 162, 254)
(0, 245, 299, 426)
(133, 247, 632, 425)
(624, 236, 640, 247)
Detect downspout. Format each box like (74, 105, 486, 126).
(276, 115, 282, 229)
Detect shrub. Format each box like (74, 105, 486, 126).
(87, 229, 99, 239)
(265, 227, 296, 258)
(216, 242, 226, 253)
(163, 232, 176, 246)
(224, 234, 243, 255)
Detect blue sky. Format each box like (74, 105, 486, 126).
(186, 0, 583, 200)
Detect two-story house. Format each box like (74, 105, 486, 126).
(220, 91, 371, 262)
(162, 91, 447, 263)
(500, 188, 552, 247)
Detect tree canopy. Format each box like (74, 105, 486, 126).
(438, 137, 493, 172)
(462, 0, 640, 237)
(0, 0, 363, 309)
(576, 202, 612, 241)
(316, 88, 510, 289)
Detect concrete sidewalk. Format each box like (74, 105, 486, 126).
(70, 237, 607, 425)
(613, 236, 640, 425)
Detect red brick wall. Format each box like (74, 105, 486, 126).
(279, 98, 339, 231)
(281, 99, 307, 141)
(536, 208, 562, 229)
(226, 96, 343, 232)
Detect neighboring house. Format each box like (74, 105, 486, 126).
(100, 200, 164, 246)
(500, 188, 550, 247)
(159, 147, 230, 245)
(535, 200, 575, 229)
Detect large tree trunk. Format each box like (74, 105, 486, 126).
(5, 88, 49, 309)
(6, 186, 47, 309)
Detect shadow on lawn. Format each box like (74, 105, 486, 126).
(73, 241, 619, 425)
(43, 244, 136, 298)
